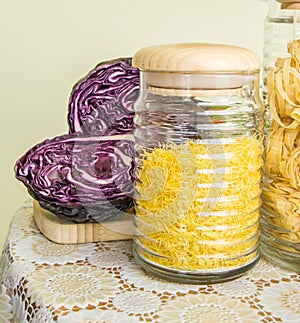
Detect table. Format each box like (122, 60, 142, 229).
(0, 200, 299, 323)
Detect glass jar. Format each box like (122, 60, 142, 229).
(261, 0, 300, 107)
(132, 43, 264, 284)
(261, 0, 300, 272)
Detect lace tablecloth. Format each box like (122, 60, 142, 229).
(0, 200, 300, 323)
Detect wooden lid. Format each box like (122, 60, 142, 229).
(132, 43, 261, 73)
(132, 43, 260, 95)
(277, 0, 300, 9)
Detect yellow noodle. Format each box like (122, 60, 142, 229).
(135, 137, 262, 271)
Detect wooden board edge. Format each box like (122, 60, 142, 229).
(33, 201, 134, 244)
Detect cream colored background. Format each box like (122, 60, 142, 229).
(0, 0, 267, 250)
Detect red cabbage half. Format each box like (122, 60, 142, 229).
(68, 58, 139, 135)
(14, 133, 134, 222)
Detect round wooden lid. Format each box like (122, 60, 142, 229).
(132, 43, 261, 73)
(277, 0, 300, 9)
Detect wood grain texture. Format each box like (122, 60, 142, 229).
(33, 201, 134, 244)
(132, 43, 261, 72)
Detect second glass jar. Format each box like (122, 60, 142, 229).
(132, 43, 264, 284)
(261, 0, 300, 272)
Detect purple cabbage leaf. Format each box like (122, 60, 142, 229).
(14, 133, 134, 222)
(68, 57, 140, 135)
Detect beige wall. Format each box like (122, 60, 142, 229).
(0, 0, 267, 250)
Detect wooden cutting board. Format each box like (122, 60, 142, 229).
(33, 201, 134, 244)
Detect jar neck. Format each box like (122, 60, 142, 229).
(147, 86, 242, 97)
(139, 70, 260, 99)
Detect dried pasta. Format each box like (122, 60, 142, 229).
(135, 137, 263, 271)
(264, 39, 300, 243)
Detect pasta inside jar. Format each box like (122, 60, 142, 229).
(261, 39, 300, 271)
